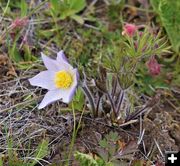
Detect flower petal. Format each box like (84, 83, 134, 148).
(60, 87, 77, 103)
(59, 68, 79, 103)
(71, 68, 79, 85)
(57, 50, 68, 63)
(38, 87, 77, 109)
(29, 70, 56, 90)
(41, 52, 61, 71)
(38, 89, 62, 109)
(56, 51, 73, 70)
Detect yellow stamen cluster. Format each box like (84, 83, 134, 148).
(54, 70, 72, 89)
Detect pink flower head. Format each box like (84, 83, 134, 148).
(122, 23, 137, 37)
(29, 51, 79, 109)
(11, 17, 29, 28)
(146, 56, 161, 76)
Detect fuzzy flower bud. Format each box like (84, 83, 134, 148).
(11, 17, 29, 29)
(122, 23, 137, 37)
(146, 56, 161, 76)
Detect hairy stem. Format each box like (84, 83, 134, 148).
(107, 92, 117, 118)
(116, 90, 124, 115)
(81, 83, 96, 117)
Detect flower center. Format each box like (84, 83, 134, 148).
(54, 70, 72, 89)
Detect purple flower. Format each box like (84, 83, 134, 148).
(29, 51, 79, 109)
(146, 56, 161, 76)
(11, 17, 29, 28)
(122, 23, 137, 37)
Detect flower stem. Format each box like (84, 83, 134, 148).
(81, 83, 96, 117)
(67, 102, 85, 165)
(67, 102, 76, 165)
(107, 92, 117, 118)
(116, 90, 124, 115)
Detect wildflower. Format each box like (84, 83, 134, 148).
(29, 51, 79, 109)
(11, 17, 29, 29)
(146, 56, 161, 76)
(122, 23, 137, 37)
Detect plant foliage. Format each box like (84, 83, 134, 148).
(50, 0, 86, 22)
(74, 151, 106, 166)
(150, 0, 180, 53)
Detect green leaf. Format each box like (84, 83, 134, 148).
(9, 42, 23, 62)
(71, 14, 84, 24)
(99, 139, 108, 148)
(74, 151, 99, 166)
(50, 0, 60, 15)
(23, 44, 32, 61)
(7, 137, 14, 166)
(0, 156, 3, 166)
(109, 131, 119, 142)
(38, 29, 56, 38)
(70, 0, 86, 13)
(29, 139, 49, 166)
(59, 0, 86, 19)
(150, 0, 159, 12)
(150, 0, 180, 53)
(8, 31, 23, 62)
(71, 88, 85, 111)
(21, 0, 28, 17)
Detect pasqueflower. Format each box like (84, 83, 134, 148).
(122, 23, 137, 37)
(146, 56, 161, 76)
(29, 51, 79, 109)
(11, 17, 29, 28)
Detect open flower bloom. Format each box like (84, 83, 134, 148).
(29, 51, 79, 109)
